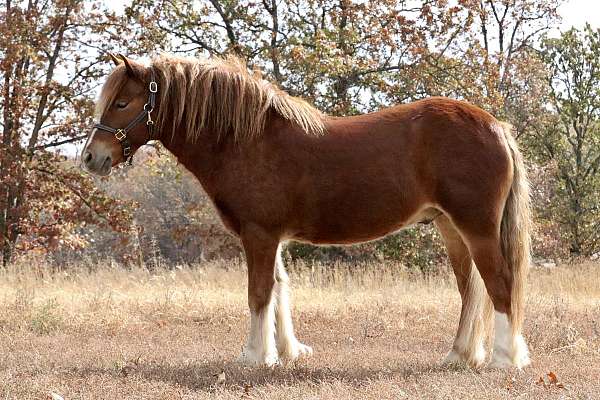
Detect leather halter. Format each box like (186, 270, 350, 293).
(93, 72, 158, 164)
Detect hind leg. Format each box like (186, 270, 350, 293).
(465, 236, 530, 369)
(436, 215, 492, 368)
(273, 244, 313, 363)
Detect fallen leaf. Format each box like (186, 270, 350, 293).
(120, 364, 136, 377)
(156, 319, 168, 328)
(214, 370, 226, 384)
(536, 376, 546, 387)
(120, 357, 142, 377)
(243, 383, 253, 396)
(47, 393, 64, 400)
(505, 375, 516, 390)
(537, 371, 566, 390)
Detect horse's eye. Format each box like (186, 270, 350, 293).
(115, 100, 128, 109)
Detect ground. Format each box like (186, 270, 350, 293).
(0, 260, 598, 399)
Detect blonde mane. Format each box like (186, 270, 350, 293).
(149, 54, 324, 142)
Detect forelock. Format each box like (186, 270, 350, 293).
(94, 66, 128, 120)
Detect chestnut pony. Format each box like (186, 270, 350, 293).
(82, 53, 532, 369)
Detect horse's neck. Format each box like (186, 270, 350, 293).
(157, 115, 304, 195)
(159, 131, 225, 193)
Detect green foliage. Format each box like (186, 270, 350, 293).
(375, 225, 446, 273)
(286, 224, 446, 273)
(535, 25, 600, 256)
(286, 242, 367, 263)
(29, 299, 63, 335)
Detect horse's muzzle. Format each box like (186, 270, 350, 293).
(81, 149, 112, 176)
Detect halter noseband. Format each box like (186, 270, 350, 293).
(93, 72, 158, 165)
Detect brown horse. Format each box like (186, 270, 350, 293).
(81, 53, 532, 369)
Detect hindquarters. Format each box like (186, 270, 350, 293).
(432, 119, 531, 368)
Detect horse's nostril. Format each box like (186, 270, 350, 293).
(101, 156, 112, 171)
(83, 151, 93, 164)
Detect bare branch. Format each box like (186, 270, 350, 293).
(33, 134, 88, 150)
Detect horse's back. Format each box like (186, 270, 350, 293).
(281, 97, 512, 243)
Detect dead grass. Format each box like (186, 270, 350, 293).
(0, 259, 599, 399)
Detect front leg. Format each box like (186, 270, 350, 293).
(237, 225, 279, 367)
(274, 243, 313, 363)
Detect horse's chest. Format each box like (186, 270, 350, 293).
(213, 199, 241, 236)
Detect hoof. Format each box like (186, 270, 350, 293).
(237, 346, 279, 367)
(280, 341, 313, 364)
(488, 353, 530, 369)
(442, 344, 486, 369)
(442, 349, 463, 365)
(489, 335, 530, 369)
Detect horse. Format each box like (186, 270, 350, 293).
(81, 53, 532, 369)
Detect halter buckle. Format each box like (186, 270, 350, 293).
(123, 145, 132, 157)
(149, 81, 158, 93)
(115, 129, 127, 141)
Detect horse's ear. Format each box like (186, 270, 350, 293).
(108, 52, 122, 66)
(117, 53, 136, 78)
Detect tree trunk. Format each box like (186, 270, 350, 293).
(0, 2, 72, 266)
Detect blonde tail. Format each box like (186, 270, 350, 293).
(499, 122, 531, 338)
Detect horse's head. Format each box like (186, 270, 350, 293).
(81, 54, 158, 176)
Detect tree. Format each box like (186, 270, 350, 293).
(536, 25, 600, 256)
(406, 0, 561, 138)
(126, 0, 459, 115)
(0, 0, 134, 265)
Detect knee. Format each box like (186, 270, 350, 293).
(248, 278, 275, 311)
(477, 272, 510, 314)
(488, 281, 511, 314)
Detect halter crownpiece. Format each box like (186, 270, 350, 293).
(93, 71, 158, 165)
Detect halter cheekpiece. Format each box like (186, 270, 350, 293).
(93, 72, 158, 165)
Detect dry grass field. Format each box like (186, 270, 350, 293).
(0, 259, 599, 399)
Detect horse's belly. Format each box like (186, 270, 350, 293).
(290, 206, 440, 245)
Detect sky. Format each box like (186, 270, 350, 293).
(556, 0, 600, 33)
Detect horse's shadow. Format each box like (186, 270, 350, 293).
(130, 358, 465, 392)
